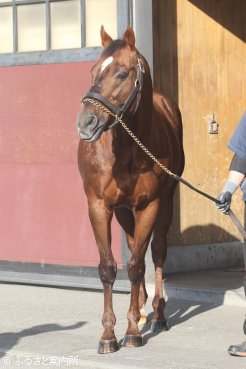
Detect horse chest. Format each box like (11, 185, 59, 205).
(103, 167, 160, 209)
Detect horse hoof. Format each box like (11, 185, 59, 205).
(97, 339, 119, 354)
(122, 335, 143, 347)
(151, 320, 169, 332)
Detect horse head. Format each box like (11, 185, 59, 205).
(77, 26, 149, 142)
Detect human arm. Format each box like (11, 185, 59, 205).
(216, 155, 246, 213)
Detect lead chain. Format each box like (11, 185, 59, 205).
(82, 97, 176, 178)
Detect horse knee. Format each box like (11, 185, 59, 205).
(127, 257, 145, 283)
(98, 260, 117, 286)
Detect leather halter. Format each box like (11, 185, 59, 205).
(82, 54, 145, 128)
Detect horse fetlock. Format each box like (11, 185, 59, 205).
(127, 310, 141, 325)
(102, 312, 116, 328)
(98, 262, 117, 285)
(152, 297, 166, 321)
(152, 296, 165, 309)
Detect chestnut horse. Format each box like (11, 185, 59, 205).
(77, 26, 184, 353)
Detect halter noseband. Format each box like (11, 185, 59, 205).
(81, 55, 145, 128)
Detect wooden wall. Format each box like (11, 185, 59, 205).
(153, 0, 246, 246)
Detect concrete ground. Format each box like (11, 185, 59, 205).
(0, 268, 246, 369)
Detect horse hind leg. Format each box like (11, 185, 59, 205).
(125, 231, 149, 327)
(150, 195, 174, 332)
(120, 199, 159, 347)
(138, 278, 148, 325)
(114, 208, 148, 326)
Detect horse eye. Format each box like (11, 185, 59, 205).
(116, 71, 128, 80)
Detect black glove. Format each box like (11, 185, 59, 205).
(216, 191, 232, 214)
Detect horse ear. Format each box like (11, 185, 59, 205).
(123, 26, 136, 50)
(100, 25, 113, 48)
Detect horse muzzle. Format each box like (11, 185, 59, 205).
(76, 111, 105, 142)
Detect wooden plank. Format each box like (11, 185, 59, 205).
(152, 0, 246, 246)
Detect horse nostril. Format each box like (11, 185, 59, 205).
(87, 115, 98, 129)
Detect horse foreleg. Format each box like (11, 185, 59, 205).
(88, 200, 118, 354)
(125, 234, 149, 326)
(114, 208, 148, 325)
(123, 199, 159, 347)
(150, 195, 174, 332)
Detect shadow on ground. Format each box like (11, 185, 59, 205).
(138, 299, 220, 345)
(0, 322, 86, 358)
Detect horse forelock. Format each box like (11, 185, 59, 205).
(102, 39, 127, 57)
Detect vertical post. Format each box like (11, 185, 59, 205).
(13, 0, 17, 52)
(46, 0, 51, 50)
(131, 0, 153, 77)
(81, 0, 86, 47)
(117, 0, 131, 37)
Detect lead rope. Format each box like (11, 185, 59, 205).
(82, 97, 246, 239)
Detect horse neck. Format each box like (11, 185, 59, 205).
(138, 56, 153, 126)
(112, 93, 152, 151)
(128, 67, 153, 139)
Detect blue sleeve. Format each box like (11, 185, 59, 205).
(229, 154, 246, 174)
(228, 111, 246, 158)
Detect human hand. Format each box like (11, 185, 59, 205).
(216, 191, 232, 214)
